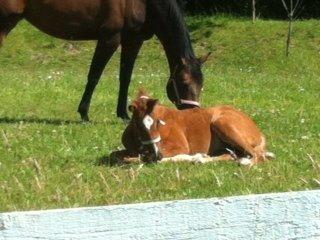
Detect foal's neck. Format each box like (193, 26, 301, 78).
(153, 104, 177, 121)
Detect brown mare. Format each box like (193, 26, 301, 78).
(0, 0, 209, 121)
(118, 90, 275, 166)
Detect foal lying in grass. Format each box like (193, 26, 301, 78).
(114, 90, 274, 166)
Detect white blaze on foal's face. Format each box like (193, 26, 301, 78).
(143, 115, 154, 130)
(140, 114, 167, 160)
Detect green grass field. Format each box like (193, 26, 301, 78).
(0, 15, 319, 212)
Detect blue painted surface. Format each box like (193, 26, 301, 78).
(1, 190, 320, 239)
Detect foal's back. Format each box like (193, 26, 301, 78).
(205, 105, 264, 145)
(167, 105, 266, 159)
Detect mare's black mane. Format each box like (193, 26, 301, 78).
(151, 0, 196, 61)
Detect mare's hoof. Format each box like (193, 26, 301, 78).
(117, 112, 131, 122)
(78, 111, 89, 122)
(78, 107, 89, 122)
(80, 115, 90, 122)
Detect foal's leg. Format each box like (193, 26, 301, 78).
(212, 119, 260, 165)
(122, 123, 141, 155)
(78, 32, 120, 121)
(117, 37, 143, 120)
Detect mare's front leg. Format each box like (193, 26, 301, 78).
(117, 36, 143, 120)
(78, 31, 121, 121)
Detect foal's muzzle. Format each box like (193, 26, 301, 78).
(141, 136, 162, 163)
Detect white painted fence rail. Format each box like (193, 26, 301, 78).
(1, 190, 320, 240)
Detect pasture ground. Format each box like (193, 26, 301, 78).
(0, 15, 319, 211)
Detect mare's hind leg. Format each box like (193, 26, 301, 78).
(117, 36, 143, 120)
(78, 32, 121, 121)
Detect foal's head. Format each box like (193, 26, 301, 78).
(166, 53, 211, 110)
(129, 90, 166, 162)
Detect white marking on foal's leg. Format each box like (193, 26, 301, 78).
(239, 157, 252, 166)
(265, 152, 276, 159)
(160, 154, 213, 164)
(143, 115, 154, 130)
(226, 148, 237, 159)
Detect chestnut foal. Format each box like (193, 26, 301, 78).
(117, 90, 274, 166)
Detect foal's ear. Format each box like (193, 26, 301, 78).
(198, 52, 212, 65)
(146, 99, 159, 114)
(128, 104, 136, 112)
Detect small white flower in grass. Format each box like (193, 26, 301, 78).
(47, 75, 53, 79)
(75, 173, 83, 179)
(139, 81, 142, 84)
(301, 136, 309, 140)
(299, 87, 305, 92)
(300, 119, 305, 124)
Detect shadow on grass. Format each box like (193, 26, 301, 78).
(96, 155, 122, 167)
(0, 117, 123, 126)
(0, 117, 85, 125)
(96, 151, 143, 168)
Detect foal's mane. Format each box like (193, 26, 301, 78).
(156, 0, 196, 60)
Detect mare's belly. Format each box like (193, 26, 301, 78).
(24, 0, 106, 40)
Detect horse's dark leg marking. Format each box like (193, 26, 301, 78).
(117, 38, 143, 120)
(78, 32, 120, 121)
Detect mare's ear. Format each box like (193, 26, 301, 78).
(146, 99, 158, 114)
(198, 52, 212, 65)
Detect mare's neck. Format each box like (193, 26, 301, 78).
(151, 0, 196, 73)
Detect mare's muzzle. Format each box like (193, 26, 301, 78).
(167, 77, 201, 110)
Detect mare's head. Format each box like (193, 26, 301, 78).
(0, 0, 25, 46)
(128, 89, 166, 162)
(166, 53, 211, 110)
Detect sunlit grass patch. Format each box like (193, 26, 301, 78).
(0, 16, 319, 211)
